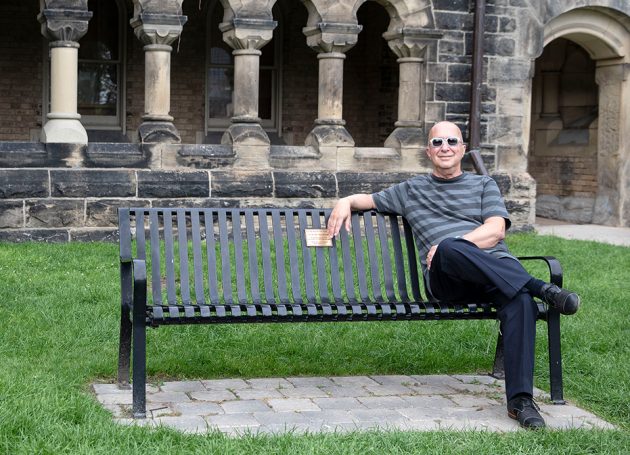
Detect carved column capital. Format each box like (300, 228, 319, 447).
(219, 18, 277, 50)
(383, 29, 441, 59)
(130, 13, 188, 46)
(303, 22, 362, 54)
(38, 7, 92, 43)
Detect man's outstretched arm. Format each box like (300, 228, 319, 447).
(327, 194, 376, 238)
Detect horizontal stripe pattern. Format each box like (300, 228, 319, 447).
(372, 173, 514, 285)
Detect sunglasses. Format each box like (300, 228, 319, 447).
(429, 137, 462, 148)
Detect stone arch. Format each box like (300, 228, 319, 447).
(529, 6, 630, 226)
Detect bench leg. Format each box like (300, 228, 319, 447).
(491, 330, 505, 379)
(132, 313, 147, 418)
(117, 262, 132, 388)
(547, 310, 565, 404)
(117, 308, 132, 389)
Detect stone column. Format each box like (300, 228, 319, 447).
(131, 12, 187, 143)
(220, 18, 277, 147)
(594, 63, 628, 226)
(303, 23, 362, 148)
(383, 31, 439, 152)
(38, 5, 92, 144)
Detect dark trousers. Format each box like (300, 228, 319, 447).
(429, 237, 538, 401)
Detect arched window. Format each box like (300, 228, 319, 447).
(205, 1, 281, 136)
(77, 0, 126, 133)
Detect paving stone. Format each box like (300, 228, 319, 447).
(201, 378, 249, 390)
(300, 409, 355, 424)
(253, 411, 310, 426)
(369, 375, 416, 387)
(206, 413, 261, 429)
(349, 408, 409, 424)
(101, 403, 126, 418)
(221, 400, 271, 414)
(311, 397, 365, 411)
(405, 382, 459, 395)
(321, 386, 367, 398)
(453, 374, 502, 386)
(115, 418, 156, 428)
(234, 388, 284, 400)
(97, 393, 133, 405)
(155, 416, 209, 434)
(279, 386, 329, 398)
(147, 392, 190, 403)
(190, 390, 238, 402)
(148, 405, 176, 418)
(400, 395, 457, 411)
(408, 374, 466, 390)
(448, 394, 504, 408)
(246, 378, 293, 389)
(267, 398, 320, 412)
(286, 377, 336, 388)
(364, 384, 415, 396)
(331, 376, 381, 387)
(171, 401, 224, 416)
(161, 380, 206, 393)
(92, 383, 131, 395)
(358, 396, 414, 409)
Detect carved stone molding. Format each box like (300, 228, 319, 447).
(303, 22, 363, 54)
(219, 18, 277, 50)
(38, 7, 92, 43)
(383, 29, 441, 59)
(130, 13, 188, 46)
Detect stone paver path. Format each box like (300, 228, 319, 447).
(93, 374, 614, 436)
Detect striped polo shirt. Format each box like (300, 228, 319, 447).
(372, 172, 514, 287)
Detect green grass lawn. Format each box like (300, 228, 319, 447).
(0, 233, 629, 454)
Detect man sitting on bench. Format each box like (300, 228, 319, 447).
(327, 121, 580, 430)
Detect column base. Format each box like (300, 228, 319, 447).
(305, 124, 355, 148)
(384, 126, 425, 149)
(138, 121, 181, 144)
(41, 119, 88, 144)
(384, 126, 432, 168)
(222, 123, 270, 146)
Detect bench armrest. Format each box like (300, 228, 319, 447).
(517, 255, 563, 287)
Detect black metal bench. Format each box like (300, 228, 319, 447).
(117, 207, 566, 418)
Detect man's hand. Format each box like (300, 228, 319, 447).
(327, 194, 376, 239)
(426, 245, 438, 270)
(327, 197, 352, 238)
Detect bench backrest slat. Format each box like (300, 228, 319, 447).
(176, 210, 192, 305)
(311, 211, 330, 304)
(339, 227, 356, 302)
(149, 211, 162, 305)
(377, 213, 396, 302)
(351, 212, 370, 302)
(364, 212, 383, 302)
(232, 210, 248, 303)
(298, 211, 316, 302)
(389, 215, 409, 302)
(163, 211, 177, 304)
(245, 211, 261, 304)
(121, 207, 424, 307)
(271, 210, 289, 303)
(190, 211, 206, 305)
(284, 212, 303, 304)
(203, 210, 220, 303)
(403, 219, 422, 302)
(258, 211, 276, 303)
(217, 211, 233, 304)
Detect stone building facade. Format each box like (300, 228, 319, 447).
(0, 0, 629, 241)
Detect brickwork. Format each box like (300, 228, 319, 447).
(0, 2, 43, 141)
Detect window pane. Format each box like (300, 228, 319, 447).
(208, 67, 233, 119)
(259, 69, 272, 120)
(79, 0, 119, 61)
(78, 63, 117, 116)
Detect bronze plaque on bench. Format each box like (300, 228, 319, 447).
(304, 229, 333, 247)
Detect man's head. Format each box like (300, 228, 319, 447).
(426, 121, 466, 179)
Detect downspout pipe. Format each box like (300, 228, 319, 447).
(468, 0, 489, 176)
